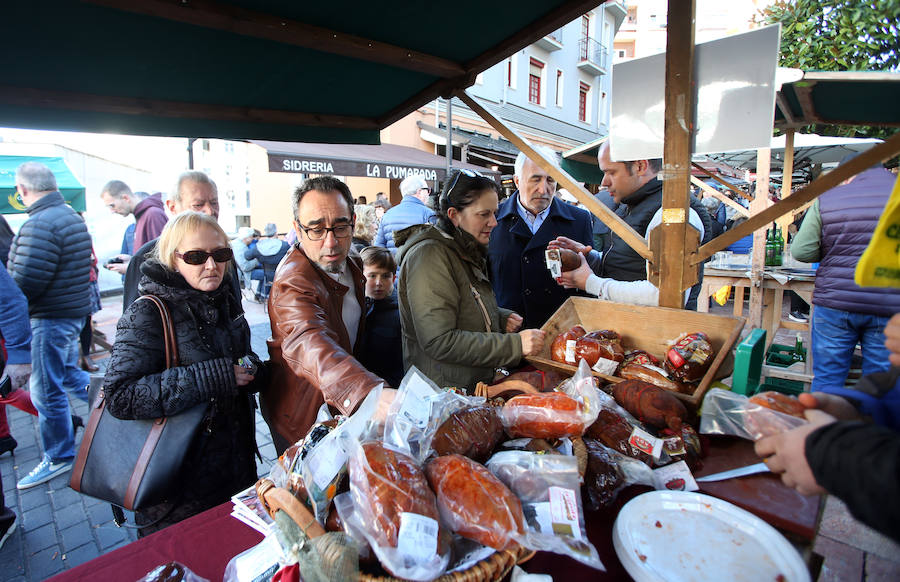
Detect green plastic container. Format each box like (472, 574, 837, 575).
(731, 328, 767, 396)
(759, 376, 805, 396)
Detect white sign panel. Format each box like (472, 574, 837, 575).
(610, 24, 781, 161)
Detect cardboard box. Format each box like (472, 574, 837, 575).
(526, 298, 746, 408)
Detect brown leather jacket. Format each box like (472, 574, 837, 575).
(261, 244, 384, 450)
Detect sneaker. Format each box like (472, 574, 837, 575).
(788, 310, 809, 323)
(0, 515, 16, 550)
(0, 436, 16, 456)
(16, 457, 74, 490)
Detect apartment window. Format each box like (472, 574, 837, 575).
(555, 70, 564, 107)
(580, 15, 590, 60)
(578, 83, 590, 123)
(506, 55, 518, 89)
(617, 49, 627, 59)
(201, 139, 210, 151)
(528, 58, 544, 105)
(626, 7, 636, 24)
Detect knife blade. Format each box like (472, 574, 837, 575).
(695, 462, 770, 482)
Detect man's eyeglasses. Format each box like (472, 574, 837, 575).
(442, 169, 483, 203)
(175, 247, 234, 265)
(297, 223, 353, 241)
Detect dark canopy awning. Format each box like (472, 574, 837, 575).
(775, 71, 900, 129)
(0, 0, 609, 144)
(254, 140, 499, 182)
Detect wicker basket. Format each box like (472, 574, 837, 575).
(256, 478, 533, 582)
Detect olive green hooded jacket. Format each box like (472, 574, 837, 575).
(396, 224, 523, 391)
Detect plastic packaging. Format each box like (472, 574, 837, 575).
(425, 454, 525, 550)
(223, 536, 282, 582)
(700, 388, 807, 440)
(338, 440, 449, 581)
(665, 332, 714, 383)
(582, 439, 654, 510)
(430, 405, 504, 462)
(299, 385, 382, 523)
(501, 360, 601, 439)
(486, 450, 604, 570)
(612, 379, 687, 431)
(138, 562, 209, 582)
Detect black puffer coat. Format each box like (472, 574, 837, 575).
(103, 260, 259, 535)
(8, 191, 91, 318)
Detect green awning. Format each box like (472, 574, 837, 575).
(0, 156, 86, 214)
(561, 136, 607, 184)
(775, 72, 900, 129)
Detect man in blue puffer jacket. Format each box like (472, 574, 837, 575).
(374, 174, 435, 253)
(7, 162, 92, 490)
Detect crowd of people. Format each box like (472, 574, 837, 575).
(1, 143, 898, 550)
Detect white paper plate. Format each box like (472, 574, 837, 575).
(613, 491, 810, 582)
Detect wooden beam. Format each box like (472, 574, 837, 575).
(691, 162, 752, 200)
(0, 86, 379, 129)
(775, 93, 796, 125)
(748, 148, 771, 329)
(691, 176, 749, 217)
(84, 0, 466, 78)
(693, 131, 900, 262)
(656, 0, 696, 309)
(459, 89, 651, 260)
(776, 130, 795, 235)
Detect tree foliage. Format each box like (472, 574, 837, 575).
(758, 0, 900, 140)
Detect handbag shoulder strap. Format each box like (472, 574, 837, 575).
(137, 294, 178, 368)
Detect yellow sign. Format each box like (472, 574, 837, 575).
(7, 192, 25, 211)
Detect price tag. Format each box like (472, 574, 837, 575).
(565, 340, 577, 364)
(398, 377, 434, 429)
(307, 439, 348, 490)
(545, 249, 562, 278)
(628, 426, 664, 460)
(397, 512, 439, 559)
(652, 460, 698, 492)
(592, 357, 619, 376)
(548, 486, 582, 540)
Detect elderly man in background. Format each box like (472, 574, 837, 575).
(488, 147, 594, 328)
(122, 170, 241, 308)
(100, 181, 168, 275)
(263, 176, 385, 454)
(374, 174, 435, 253)
(7, 162, 92, 489)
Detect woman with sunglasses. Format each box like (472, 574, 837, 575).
(396, 169, 545, 391)
(102, 211, 262, 536)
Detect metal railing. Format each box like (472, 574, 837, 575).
(547, 27, 563, 44)
(578, 37, 609, 70)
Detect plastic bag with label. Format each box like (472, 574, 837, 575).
(486, 450, 604, 570)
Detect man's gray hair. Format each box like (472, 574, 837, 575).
(101, 180, 133, 199)
(170, 171, 217, 203)
(16, 162, 57, 193)
(514, 145, 558, 179)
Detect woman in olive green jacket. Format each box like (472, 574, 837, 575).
(396, 170, 545, 392)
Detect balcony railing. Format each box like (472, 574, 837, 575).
(577, 37, 609, 75)
(535, 27, 563, 51)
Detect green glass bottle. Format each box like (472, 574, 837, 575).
(773, 225, 784, 267)
(765, 227, 775, 266)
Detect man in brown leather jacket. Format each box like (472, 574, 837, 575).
(262, 176, 386, 454)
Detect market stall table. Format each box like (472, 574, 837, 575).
(48, 438, 820, 582)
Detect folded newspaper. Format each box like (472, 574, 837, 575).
(230, 484, 274, 535)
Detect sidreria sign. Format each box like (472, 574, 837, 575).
(269, 154, 445, 181)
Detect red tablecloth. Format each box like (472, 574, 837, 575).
(47, 437, 820, 581)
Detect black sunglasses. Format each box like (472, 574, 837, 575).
(175, 247, 234, 265)
(442, 169, 483, 204)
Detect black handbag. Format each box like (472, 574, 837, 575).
(70, 294, 208, 512)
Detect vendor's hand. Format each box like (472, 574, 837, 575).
(106, 261, 129, 275)
(5, 363, 32, 391)
(884, 313, 900, 366)
(233, 365, 254, 387)
(797, 392, 860, 421)
(557, 253, 591, 291)
(547, 236, 592, 256)
(506, 313, 524, 333)
(754, 408, 836, 496)
(374, 387, 397, 423)
(518, 329, 546, 357)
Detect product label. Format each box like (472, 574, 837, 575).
(545, 249, 562, 278)
(565, 340, 577, 364)
(548, 486, 582, 540)
(629, 426, 664, 460)
(397, 512, 439, 559)
(652, 460, 698, 492)
(398, 377, 434, 429)
(667, 348, 686, 369)
(663, 435, 686, 457)
(592, 356, 619, 376)
(308, 440, 348, 490)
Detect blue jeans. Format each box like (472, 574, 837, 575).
(811, 305, 891, 391)
(29, 317, 90, 462)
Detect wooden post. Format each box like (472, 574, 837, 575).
(748, 148, 771, 328)
(656, 0, 696, 308)
(776, 129, 795, 237)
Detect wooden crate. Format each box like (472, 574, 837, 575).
(526, 297, 745, 408)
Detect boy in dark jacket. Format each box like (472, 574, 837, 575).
(358, 247, 403, 388)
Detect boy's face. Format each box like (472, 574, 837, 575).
(363, 265, 395, 300)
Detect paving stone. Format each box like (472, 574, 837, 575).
(50, 486, 83, 509)
(17, 489, 48, 513)
(23, 522, 58, 554)
(86, 503, 116, 526)
(0, 540, 26, 574)
(866, 553, 900, 582)
(60, 524, 95, 553)
(94, 524, 129, 550)
(22, 503, 53, 530)
(61, 543, 100, 569)
(814, 535, 864, 582)
(53, 501, 87, 531)
(820, 497, 900, 561)
(28, 545, 65, 580)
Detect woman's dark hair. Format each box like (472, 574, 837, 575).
(432, 169, 500, 231)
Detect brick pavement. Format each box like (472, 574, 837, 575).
(0, 295, 276, 581)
